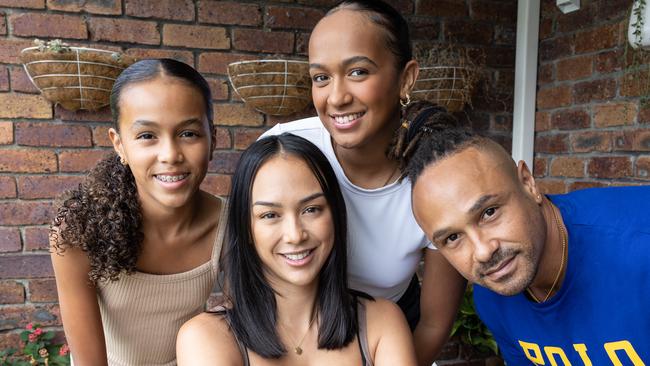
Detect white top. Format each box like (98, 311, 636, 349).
(262, 117, 434, 301)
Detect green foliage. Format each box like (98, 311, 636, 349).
(632, 0, 647, 48)
(450, 285, 499, 357)
(33, 39, 71, 53)
(0, 324, 70, 366)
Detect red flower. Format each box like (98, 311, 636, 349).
(28, 333, 38, 343)
(59, 344, 70, 356)
(34, 328, 43, 336)
(26, 323, 34, 330)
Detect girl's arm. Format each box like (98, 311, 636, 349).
(176, 313, 243, 366)
(413, 249, 467, 366)
(50, 234, 108, 366)
(367, 298, 418, 366)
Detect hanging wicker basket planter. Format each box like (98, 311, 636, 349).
(413, 45, 481, 112)
(20, 42, 135, 111)
(228, 59, 311, 116)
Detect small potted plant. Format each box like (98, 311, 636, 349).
(0, 323, 70, 366)
(20, 39, 135, 111)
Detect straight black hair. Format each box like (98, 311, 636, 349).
(109, 58, 213, 131)
(223, 133, 357, 358)
(328, 0, 412, 69)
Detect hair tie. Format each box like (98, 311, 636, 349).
(406, 106, 444, 143)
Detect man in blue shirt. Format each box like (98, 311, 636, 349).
(406, 125, 649, 365)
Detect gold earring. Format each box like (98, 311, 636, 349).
(400, 94, 411, 107)
(120, 156, 128, 166)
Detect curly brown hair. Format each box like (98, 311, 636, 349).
(51, 152, 143, 283)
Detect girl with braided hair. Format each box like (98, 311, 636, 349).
(50, 59, 227, 366)
(261, 1, 466, 364)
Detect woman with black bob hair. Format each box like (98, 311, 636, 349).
(51, 59, 227, 365)
(177, 133, 416, 365)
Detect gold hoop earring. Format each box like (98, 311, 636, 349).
(400, 94, 411, 107)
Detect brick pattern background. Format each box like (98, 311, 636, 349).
(0, 1, 516, 364)
(534, 0, 650, 193)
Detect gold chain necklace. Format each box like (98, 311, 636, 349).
(527, 204, 567, 303)
(280, 312, 317, 355)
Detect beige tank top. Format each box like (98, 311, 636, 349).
(92, 197, 227, 366)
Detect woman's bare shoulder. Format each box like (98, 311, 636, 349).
(177, 312, 243, 366)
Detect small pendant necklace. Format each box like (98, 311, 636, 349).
(527, 204, 567, 303)
(280, 311, 317, 355)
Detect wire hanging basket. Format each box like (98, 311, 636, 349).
(228, 59, 311, 116)
(412, 65, 476, 112)
(20, 43, 135, 111)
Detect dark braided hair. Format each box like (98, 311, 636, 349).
(50, 59, 213, 283)
(387, 100, 462, 173)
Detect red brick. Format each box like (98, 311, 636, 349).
(535, 134, 569, 154)
(539, 35, 573, 62)
(46, 0, 121, 14)
(615, 129, 650, 151)
(410, 17, 440, 42)
(0, 149, 57, 173)
(18, 175, 83, 200)
(0, 65, 8, 91)
(198, 1, 262, 26)
(55, 105, 111, 122)
(233, 28, 294, 53)
(89, 18, 159, 45)
(198, 52, 257, 75)
(163, 24, 229, 50)
(0, 304, 60, 330)
(206, 78, 229, 101)
(10, 13, 87, 39)
(92, 125, 113, 147)
(445, 20, 493, 45)
(29, 279, 58, 302)
(536, 179, 567, 194)
(569, 181, 608, 191)
(470, 0, 516, 24)
(533, 157, 547, 177)
(573, 78, 616, 104)
(58, 149, 108, 172)
(556, 4, 594, 33)
(620, 69, 650, 97)
(0, 121, 13, 144)
(265, 6, 324, 30)
(125, 0, 193, 20)
(0, 281, 24, 304)
(535, 111, 551, 132)
(16, 122, 92, 147)
(595, 50, 623, 74)
(571, 131, 612, 153)
(587, 157, 632, 179)
(636, 156, 650, 179)
(0, 0, 44, 8)
(24, 226, 50, 251)
(0, 227, 21, 252)
(125, 48, 194, 66)
(200, 174, 231, 196)
(537, 63, 553, 85)
(417, 0, 468, 17)
(0, 176, 16, 198)
(0, 38, 33, 64)
(575, 23, 621, 54)
(208, 151, 241, 174)
(556, 56, 592, 81)
(214, 103, 264, 127)
(214, 127, 231, 149)
(234, 128, 264, 150)
(10, 65, 39, 93)
(536, 85, 571, 110)
(0, 93, 52, 119)
(550, 156, 584, 178)
(550, 108, 589, 130)
(593, 102, 637, 127)
(0, 201, 54, 225)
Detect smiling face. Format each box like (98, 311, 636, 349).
(109, 76, 213, 212)
(308, 9, 415, 150)
(412, 145, 547, 296)
(250, 154, 335, 291)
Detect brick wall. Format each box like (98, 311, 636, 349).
(0, 1, 515, 364)
(534, 0, 650, 193)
